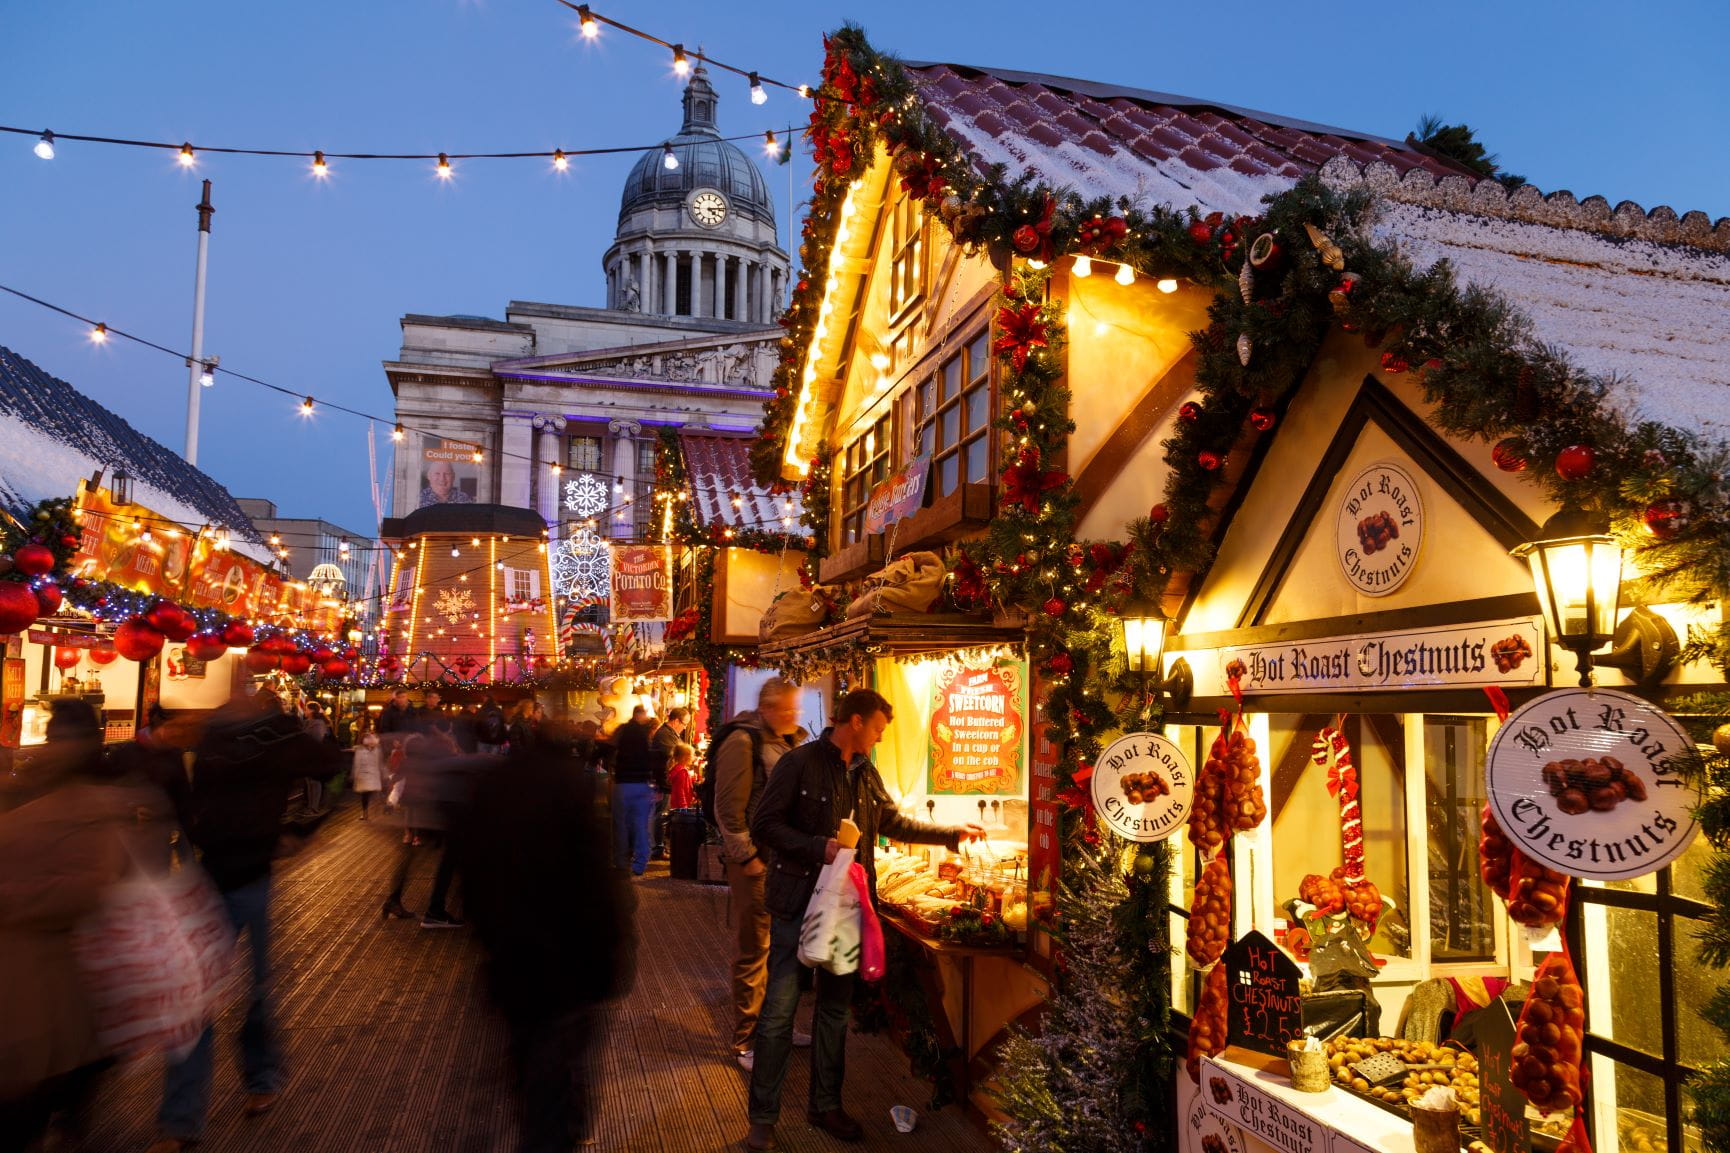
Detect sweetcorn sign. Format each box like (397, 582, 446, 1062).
(1486, 687, 1700, 881)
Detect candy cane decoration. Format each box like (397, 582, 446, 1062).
(1312, 727, 1366, 886)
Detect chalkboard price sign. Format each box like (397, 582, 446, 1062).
(1223, 930, 1304, 1056)
(1474, 999, 1529, 1153)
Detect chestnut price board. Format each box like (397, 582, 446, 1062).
(1223, 930, 1304, 1057)
(1474, 999, 1528, 1153)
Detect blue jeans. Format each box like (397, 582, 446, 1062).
(747, 913, 852, 1124)
(612, 782, 655, 875)
(158, 874, 282, 1140)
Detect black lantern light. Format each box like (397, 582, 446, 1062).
(1512, 507, 1625, 687)
(110, 465, 133, 506)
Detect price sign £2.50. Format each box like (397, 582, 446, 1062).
(1223, 930, 1304, 1057)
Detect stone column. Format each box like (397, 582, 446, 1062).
(734, 255, 748, 322)
(714, 253, 728, 319)
(693, 251, 707, 319)
(532, 415, 566, 525)
(664, 251, 678, 315)
(639, 249, 654, 316)
(608, 419, 643, 540)
(500, 414, 535, 509)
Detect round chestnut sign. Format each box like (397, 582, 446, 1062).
(1091, 731, 1194, 843)
(1486, 687, 1700, 881)
(1335, 461, 1423, 596)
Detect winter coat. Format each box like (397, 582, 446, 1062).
(351, 733, 384, 793)
(712, 710, 806, 865)
(752, 730, 962, 919)
(0, 763, 176, 1096)
(610, 719, 656, 784)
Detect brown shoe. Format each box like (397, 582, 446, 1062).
(743, 1122, 776, 1150)
(244, 1092, 280, 1116)
(807, 1108, 863, 1142)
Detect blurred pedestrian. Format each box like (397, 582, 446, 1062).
(649, 707, 687, 860)
(609, 705, 657, 876)
(743, 689, 982, 1149)
(461, 747, 635, 1152)
(381, 731, 484, 929)
(350, 715, 384, 820)
(711, 678, 809, 1070)
(149, 689, 339, 1153)
(379, 689, 413, 736)
(0, 700, 177, 1153)
(508, 700, 540, 754)
(476, 694, 509, 755)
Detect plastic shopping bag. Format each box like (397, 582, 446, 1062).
(798, 845, 858, 972)
(849, 861, 885, 982)
(72, 862, 235, 1062)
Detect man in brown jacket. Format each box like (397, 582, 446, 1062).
(711, 678, 808, 1070)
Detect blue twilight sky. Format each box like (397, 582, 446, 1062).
(2, 0, 1726, 535)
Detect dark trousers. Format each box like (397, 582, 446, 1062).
(747, 913, 852, 1124)
(389, 834, 457, 915)
(651, 792, 669, 855)
(508, 1006, 605, 1153)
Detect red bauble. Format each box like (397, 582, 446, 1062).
(1149, 503, 1170, 525)
(114, 618, 166, 662)
(261, 635, 296, 656)
(320, 659, 351, 680)
(1491, 437, 1529, 473)
(12, 543, 55, 577)
(279, 652, 313, 676)
(1187, 220, 1214, 245)
(1198, 450, 1223, 471)
(1249, 407, 1277, 432)
(185, 631, 229, 663)
(343, 647, 359, 662)
(244, 649, 280, 674)
(160, 607, 197, 643)
(1042, 597, 1066, 618)
(1011, 224, 1041, 254)
(54, 646, 82, 670)
(1555, 444, 1596, 481)
(34, 581, 62, 616)
(0, 582, 42, 634)
(1048, 652, 1074, 676)
(222, 621, 256, 648)
(1179, 401, 1202, 423)
(1644, 499, 1689, 540)
(311, 646, 336, 665)
(1379, 351, 1410, 374)
(87, 647, 118, 665)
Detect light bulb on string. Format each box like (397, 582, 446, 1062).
(33, 131, 54, 160)
(798, 84, 811, 98)
(471, 447, 483, 464)
(763, 130, 779, 158)
(451, 546, 460, 558)
(1157, 278, 1179, 294)
(1115, 263, 1135, 286)
(670, 44, 691, 76)
(89, 323, 108, 344)
(613, 476, 624, 493)
(311, 150, 328, 178)
(552, 149, 568, 172)
(749, 73, 768, 104)
(299, 396, 315, 417)
(436, 153, 452, 179)
(662, 144, 678, 171)
(1072, 255, 1092, 278)
(178, 143, 195, 167)
(576, 5, 598, 38)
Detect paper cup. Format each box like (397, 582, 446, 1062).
(890, 1105, 917, 1134)
(1286, 1040, 1330, 1092)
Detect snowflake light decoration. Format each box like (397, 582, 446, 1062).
(434, 587, 476, 624)
(564, 473, 609, 517)
(552, 527, 611, 609)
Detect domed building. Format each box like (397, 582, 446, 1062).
(605, 66, 788, 322)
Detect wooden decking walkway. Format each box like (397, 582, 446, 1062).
(77, 800, 999, 1153)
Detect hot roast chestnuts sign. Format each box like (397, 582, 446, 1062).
(1334, 460, 1424, 597)
(1485, 687, 1700, 881)
(1090, 731, 1194, 843)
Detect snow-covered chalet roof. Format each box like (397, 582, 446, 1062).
(0, 345, 269, 559)
(905, 62, 1473, 218)
(680, 432, 805, 531)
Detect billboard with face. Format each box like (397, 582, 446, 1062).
(419, 438, 480, 508)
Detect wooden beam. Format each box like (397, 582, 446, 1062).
(1072, 347, 1199, 522)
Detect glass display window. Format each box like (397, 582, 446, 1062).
(1423, 716, 1499, 963)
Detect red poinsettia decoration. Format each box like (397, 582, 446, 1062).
(1001, 446, 1067, 514)
(664, 606, 702, 643)
(992, 302, 1049, 372)
(949, 551, 990, 608)
(894, 149, 945, 202)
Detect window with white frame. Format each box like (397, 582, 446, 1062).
(915, 329, 993, 500)
(888, 192, 926, 316)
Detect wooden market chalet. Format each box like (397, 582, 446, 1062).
(739, 30, 1730, 1153)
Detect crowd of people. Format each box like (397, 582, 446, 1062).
(0, 678, 979, 1153)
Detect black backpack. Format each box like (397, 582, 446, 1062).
(698, 721, 763, 827)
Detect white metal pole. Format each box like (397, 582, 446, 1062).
(184, 180, 214, 464)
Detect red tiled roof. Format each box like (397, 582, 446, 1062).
(906, 63, 1475, 217)
(679, 432, 806, 530)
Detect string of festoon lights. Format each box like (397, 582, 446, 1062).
(5, 4, 810, 173)
(0, 282, 812, 535)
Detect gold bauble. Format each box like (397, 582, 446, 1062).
(1713, 724, 1730, 756)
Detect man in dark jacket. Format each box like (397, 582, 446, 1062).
(151, 689, 339, 1152)
(743, 689, 980, 1149)
(476, 695, 509, 755)
(609, 705, 657, 875)
(460, 747, 635, 1152)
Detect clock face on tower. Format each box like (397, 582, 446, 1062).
(689, 190, 729, 228)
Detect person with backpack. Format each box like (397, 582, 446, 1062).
(709, 678, 808, 1071)
(476, 695, 509, 756)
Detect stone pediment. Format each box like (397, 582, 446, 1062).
(494, 331, 781, 390)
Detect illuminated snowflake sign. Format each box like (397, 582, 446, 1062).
(564, 473, 609, 517)
(434, 587, 476, 624)
(552, 527, 611, 609)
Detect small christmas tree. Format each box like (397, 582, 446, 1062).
(992, 838, 1171, 1152)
